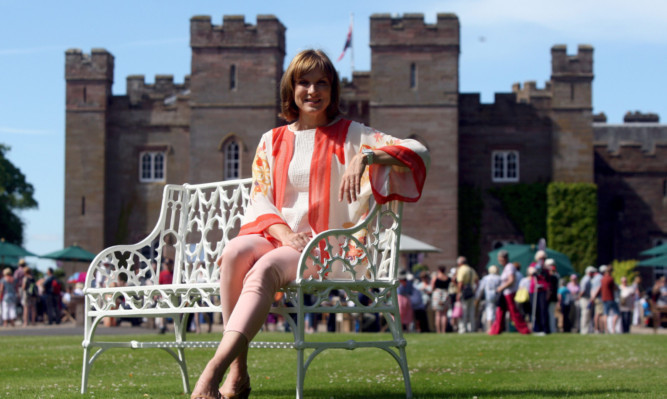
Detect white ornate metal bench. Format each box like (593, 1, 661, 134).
(81, 178, 412, 398)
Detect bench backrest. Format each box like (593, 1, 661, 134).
(85, 179, 252, 292)
(84, 177, 403, 307)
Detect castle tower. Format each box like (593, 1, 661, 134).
(369, 13, 460, 265)
(64, 48, 114, 254)
(550, 45, 594, 182)
(188, 15, 286, 183)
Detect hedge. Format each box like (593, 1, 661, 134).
(547, 182, 598, 275)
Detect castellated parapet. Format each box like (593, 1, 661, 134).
(65, 48, 114, 110)
(190, 15, 285, 52)
(370, 13, 459, 48)
(551, 44, 593, 77)
(126, 74, 190, 106)
(594, 122, 667, 156)
(65, 48, 114, 82)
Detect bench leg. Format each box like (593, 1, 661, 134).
(173, 314, 191, 393)
(81, 346, 91, 394)
(296, 348, 305, 399)
(398, 346, 413, 399)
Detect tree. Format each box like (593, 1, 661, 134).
(0, 145, 38, 245)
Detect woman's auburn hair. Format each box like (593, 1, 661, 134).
(279, 49, 341, 122)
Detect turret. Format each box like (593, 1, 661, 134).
(64, 48, 114, 255)
(369, 13, 461, 266)
(549, 45, 595, 183)
(187, 15, 286, 183)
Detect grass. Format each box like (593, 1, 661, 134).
(0, 332, 665, 398)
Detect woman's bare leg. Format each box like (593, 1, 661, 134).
(191, 331, 248, 399)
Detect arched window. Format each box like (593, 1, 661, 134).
(224, 141, 240, 180)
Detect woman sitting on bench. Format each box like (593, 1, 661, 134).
(191, 49, 429, 399)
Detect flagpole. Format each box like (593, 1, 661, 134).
(350, 13, 354, 76)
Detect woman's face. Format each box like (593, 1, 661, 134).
(294, 68, 331, 118)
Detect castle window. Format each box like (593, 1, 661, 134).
(230, 65, 237, 90)
(491, 150, 519, 183)
(139, 151, 166, 183)
(663, 179, 667, 198)
(223, 141, 240, 180)
(410, 63, 417, 89)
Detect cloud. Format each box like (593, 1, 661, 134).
(0, 127, 52, 135)
(0, 45, 63, 56)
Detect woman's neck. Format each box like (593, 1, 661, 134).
(292, 113, 330, 131)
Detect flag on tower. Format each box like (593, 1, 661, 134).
(337, 20, 353, 62)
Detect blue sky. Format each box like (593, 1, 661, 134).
(1, 0, 666, 271)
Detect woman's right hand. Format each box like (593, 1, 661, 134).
(280, 231, 312, 252)
(267, 223, 312, 252)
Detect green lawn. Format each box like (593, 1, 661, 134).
(1, 332, 665, 398)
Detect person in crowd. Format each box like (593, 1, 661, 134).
(1, 268, 17, 327)
(654, 276, 667, 306)
(21, 267, 39, 326)
(74, 282, 84, 296)
(631, 276, 643, 326)
(619, 276, 637, 334)
(95, 259, 112, 288)
(545, 259, 560, 333)
(557, 277, 572, 332)
(42, 267, 61, 325)
(414, 270, 433, 331)
(13, 259, 27, 322)
(578, 266, 596, 334)
(397, 270, 414, 332)
(456, 258, 479, 333)
(447, 267, 460, 331)
(476, 265, 501, 332)
(517, 265, 532, 319)
(193, 265, 214, 334)
(430, 265, 450, 333)
(409, 272, 430, 332)
(489, 251, 531, 335)
(589, 265, 606, 333)
(567, 274, 580, 332)
(529, 251, 550, 335)
(599, 265, 619, 333)
(190, 49, 429, 399)
(157, 258, 175, 334)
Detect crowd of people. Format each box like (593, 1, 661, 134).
(394, 251, 667, 335)
(0, 259, 76, 327)
(2, 251, 666, 335)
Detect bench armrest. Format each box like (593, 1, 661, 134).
(296, 201, 403, 285)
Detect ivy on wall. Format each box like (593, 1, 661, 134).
(547, 182, 598, 275)
(458, 185, 483, 267)
(489, 183, 548, 245)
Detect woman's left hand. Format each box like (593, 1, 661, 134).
(338, 152, 367, 203)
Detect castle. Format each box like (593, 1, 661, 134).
(64, 13, 667, 277)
